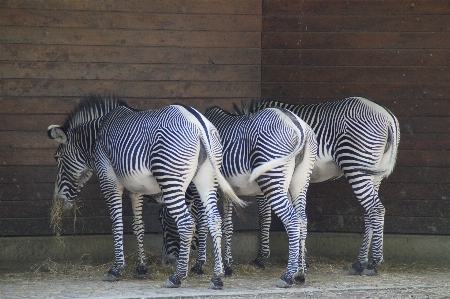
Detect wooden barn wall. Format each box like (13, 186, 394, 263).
(0, 0, 262, 236)
(262, 0, 450, 234)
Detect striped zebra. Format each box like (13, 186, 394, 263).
(47, 95, 245, 289)
(160, 106, 317, 287)
(251, 97, 400, 276)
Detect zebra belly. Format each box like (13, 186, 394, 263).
(226, 173, 261, 196)
(119, 171, 162, 197)
(309, 156, 343, 183)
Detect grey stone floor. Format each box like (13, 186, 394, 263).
(1, 259, 449, 299)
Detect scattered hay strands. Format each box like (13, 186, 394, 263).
(50, 197, 83, 242)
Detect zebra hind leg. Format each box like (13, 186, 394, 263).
(129, 193, 148, 279)
(252, 195, 271, 270)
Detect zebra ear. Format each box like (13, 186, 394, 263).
(47, 125, 67, 144)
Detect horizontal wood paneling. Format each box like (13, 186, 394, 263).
(263, 0, 450, 15)
(1, 0, 262, 14)
(0, 0, 261, 237)
(262, 49, 450, 66)
(263, 0, 450, 236)
(0, 9, 261, 31)
(0, 44, 261, 64)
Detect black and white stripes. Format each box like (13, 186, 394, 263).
(253, 97, 400, 275)
(48, 95, 243, 289)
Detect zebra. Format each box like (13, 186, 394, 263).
(250, 97, 400, 276)
(160, 106, 318, 288)
(47, 95, 246, 289)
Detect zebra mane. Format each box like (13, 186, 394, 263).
(232, 98, 272, 115)
(63, 94, 129, 130)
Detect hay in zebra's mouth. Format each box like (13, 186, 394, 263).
(50, 198, 81, 238)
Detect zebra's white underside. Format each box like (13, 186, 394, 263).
(118, 170, 162, 198)
(309, 154, 343, 183)
(226, 172, 261, 196)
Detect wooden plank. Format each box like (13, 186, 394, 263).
(0, 9, 261, 31)
(262, 49, 450, 66)
(262, 32, 450, 49)
(1, 79, 261, 98)
(307, 181, 450, 201)
(0, 199, 161, 218)
(0, 215, 163, 236)
(33, 147, 450, 169)
(0, 183, 102, 201)
(397, 150, 450, 167)
(263, 15, 450, 32)
(393, 133, 450, 150)
(2, 164, 449, 184)
(2, 178, 447, 203)
(263, 0, 450, 15)
(1, 27, 261, 48)
(307, 198, 450, 218)
(0, 0, 262, 14)
(262, 66, 450, 83)
(0, 97, 241, 115)
(0, 44, 262, 65)
(261, 82, 448, 100)
(1, 62, 261, 82)
(302, 214, 450, 234)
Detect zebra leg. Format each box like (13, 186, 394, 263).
(163, 205, 195, 288)
(192, 162, 224, 290)
(158, 205, 180, 265)
(222, 197, 234, 276)
(290, 190, 308, 284)
(129, 192, 148, 279)
(191, 197, 207, 275)
(257, 174, 300, 288)
(96, 176, 125, 281)
(346, 173, 385, 276)
(252, 194, 271, 269)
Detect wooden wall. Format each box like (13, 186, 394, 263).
(0, 0, 262, 236)
(1, 0, 449, 239)
(262, 0, 450, 234)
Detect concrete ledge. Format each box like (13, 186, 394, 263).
(1, 232, 449, 271)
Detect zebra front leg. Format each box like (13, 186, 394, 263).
(103, 192, 125, 281)
(129, 192, 148, 279)
(252, 194, 271, 269)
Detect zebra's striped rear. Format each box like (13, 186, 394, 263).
(251, 97, 400, 275)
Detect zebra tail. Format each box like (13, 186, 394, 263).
(196, 120, 247, 210)
(383, 109, 400, 178)
(248, 109, 306, 182)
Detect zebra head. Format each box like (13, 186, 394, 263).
(47, 124, 93, 210)
(47, 95, 127, 210)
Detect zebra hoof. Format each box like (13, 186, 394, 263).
(224, 265, 233, 277)
(190, 262, 204, 275)
(208, 275, 224, 290)
(293, 273, 306, 284)
(251, 258, 265, 269)
(103, 268, 121, 281)
(134, 265, 148, 279)
(276, 274, 293, 288)
(164, 275, 181, 288)
(361, 263, 378, 276)
(348, 261, 364, 275)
